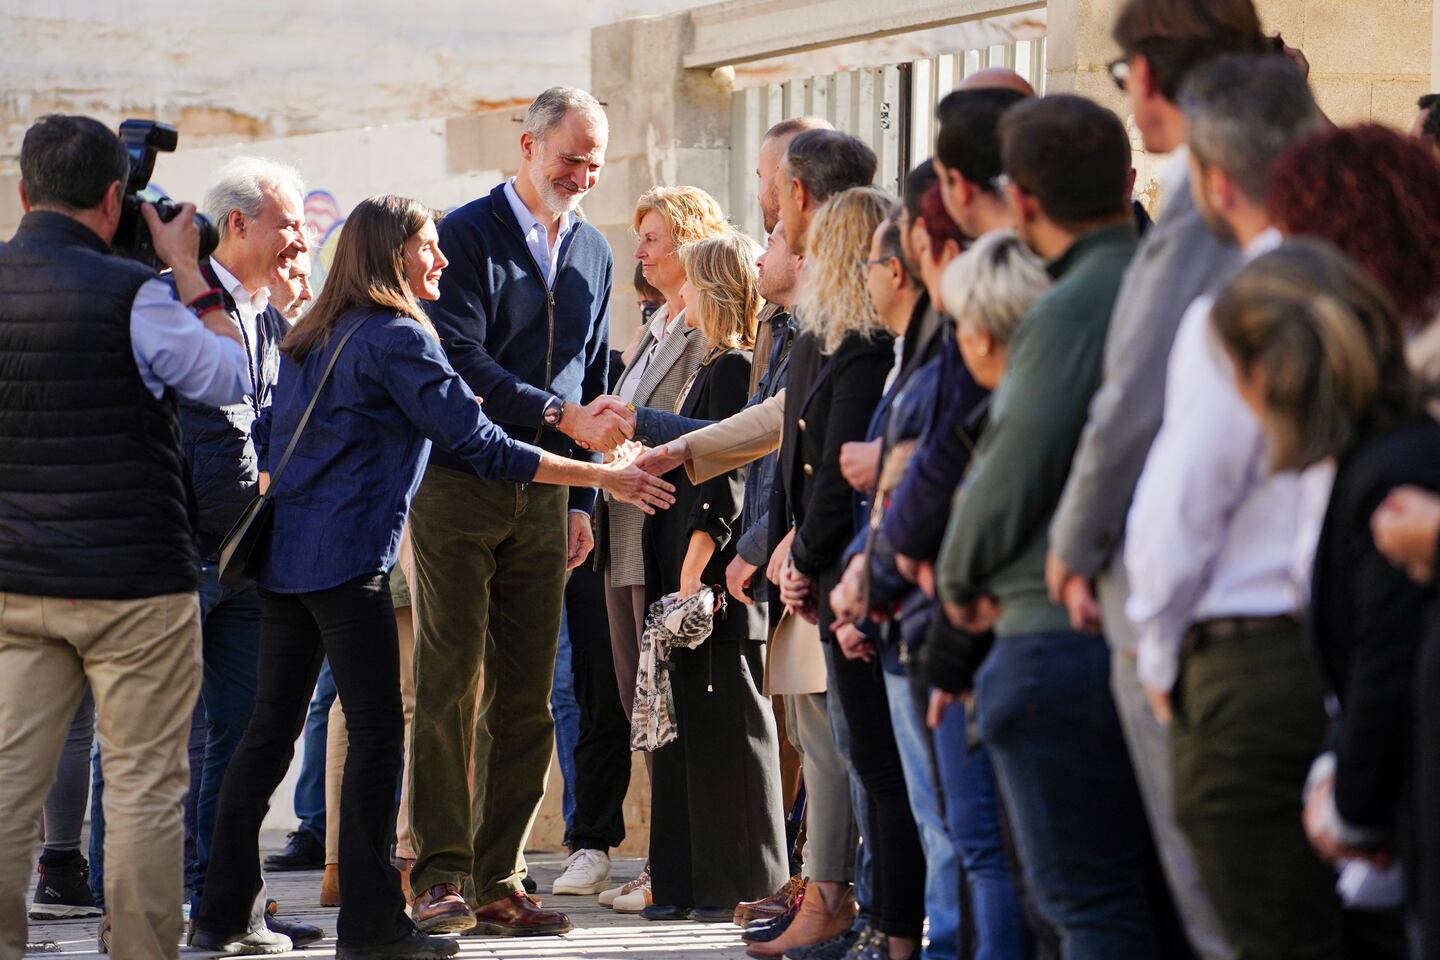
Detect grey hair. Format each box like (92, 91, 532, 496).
(942, 230, 1049, 346)
(204, 156, 305, 241)
(1180, 53, 1323, 204)
(523, 86, 608, 141)
(763, 116, 832, 142)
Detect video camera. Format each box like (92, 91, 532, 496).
(112, 119, 219, 270)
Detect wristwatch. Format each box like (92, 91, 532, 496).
(541, 395, 566, 430)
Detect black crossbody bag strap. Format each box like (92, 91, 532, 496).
(267, 311, 373, 489)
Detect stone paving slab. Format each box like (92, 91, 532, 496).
(26, 844, 753, 959)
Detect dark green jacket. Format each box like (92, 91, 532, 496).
(936, 222, 1137, 637)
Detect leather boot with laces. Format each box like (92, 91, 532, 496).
(747, 881, 855, 958)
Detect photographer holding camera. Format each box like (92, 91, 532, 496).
(0, 114, 250, 960)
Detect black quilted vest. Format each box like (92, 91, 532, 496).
(0, 211, 198, 598)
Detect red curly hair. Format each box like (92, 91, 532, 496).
(1268, 124, 1440, 328)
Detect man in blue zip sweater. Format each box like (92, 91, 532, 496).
(407, 86, 622, 938)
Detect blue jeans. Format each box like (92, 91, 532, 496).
(881, 651, 960, 960)
(193, 562, 263, 908)
(933, 698, 1031, 960)
(295, 660, 337, 844)
(551, 605, 580, 842)
(974, 631, 1157, 959)
(89, 698, 207, 908)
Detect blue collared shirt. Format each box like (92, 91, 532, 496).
(503, 179, 573, 288)
(130, 278, 250, 406)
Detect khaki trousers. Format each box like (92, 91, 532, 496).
(0, 591, 200, 960)
(790, 691, 856, 883)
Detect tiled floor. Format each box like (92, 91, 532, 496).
(25, 841, 753, 958)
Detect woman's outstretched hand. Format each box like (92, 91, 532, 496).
(633, 438, 689, 477)
(601, 441, 676, 514)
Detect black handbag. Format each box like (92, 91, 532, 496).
(216, 315, 371, 587)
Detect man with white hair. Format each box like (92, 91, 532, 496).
(407, 86, 619, 937)
(84, 152, 316, 954)
(180, 156, 319, 952)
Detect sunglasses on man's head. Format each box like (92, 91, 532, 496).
(1107, 58, 1131, 92)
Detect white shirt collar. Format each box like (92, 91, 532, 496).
(209, 257, 270, 313)
(654, 305, 686, 339)
(1242, 227, 1282, 261)
(1158, 146, 1191, 208)
(503, 179, 571, 244)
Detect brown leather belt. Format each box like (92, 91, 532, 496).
(1187, 614, 1300, 646)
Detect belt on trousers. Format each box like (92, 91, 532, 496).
(1184, 613, 1300, 649)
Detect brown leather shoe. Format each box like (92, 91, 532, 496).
(468, 891, 572, 937)
(412, 882, 476, 934)
(320, 863, 341, 907)
(746, 881, 855, 958)
(734, 875, 804, 925)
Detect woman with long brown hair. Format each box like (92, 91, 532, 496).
(191, 195, 672, 960)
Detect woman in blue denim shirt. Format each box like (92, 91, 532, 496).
(194, 195, 672, 960)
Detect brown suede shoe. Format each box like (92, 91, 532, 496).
(468, 892, 572, 937)
(734, 875, 804, 925)
(412, 882, 476, 934)
(746, 881, 855, 959)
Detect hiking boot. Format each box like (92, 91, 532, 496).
(29, 852, 101, 919)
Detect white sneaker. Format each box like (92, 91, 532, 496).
(553, 848, 612, 895)
(599, 862, 650, 908)
(191, 925, 293, 955)
(611, 877, 653, 914)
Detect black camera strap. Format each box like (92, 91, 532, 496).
(201, 259, 262, 415)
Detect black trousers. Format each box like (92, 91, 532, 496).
(1417, 602, 1440, 960)
(194, 574, 412, 947)
(650, 637, 789, 908)
(825, 642, 926, 939)
(566, 564, 631, 852)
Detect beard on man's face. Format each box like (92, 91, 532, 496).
(530, 160, 585, 216)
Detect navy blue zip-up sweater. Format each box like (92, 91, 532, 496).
(425, 182, 612, 512)
(177, 260, 289, 557)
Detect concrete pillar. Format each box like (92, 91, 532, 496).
(590, 11, 736, 345)
(1434, 0, 1440, 88)
(1276, 0, 1432, 130)
(1046, 0, 1434, 212)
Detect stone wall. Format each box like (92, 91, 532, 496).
(0, 0, 697, 167)
(1047, 0, 1434, 212)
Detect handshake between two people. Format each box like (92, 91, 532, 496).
(561, 395, 694, 477)
(561, 396, 693, 516)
